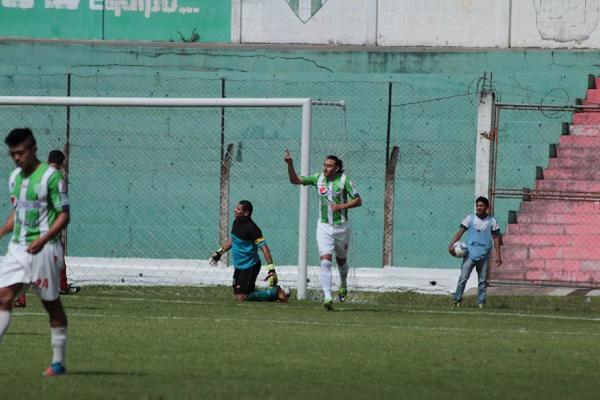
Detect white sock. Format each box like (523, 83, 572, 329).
(0, 310, 11, 344)
(50, 327, 67, 366)
(320, 259, 333, 301)
(339, 262, 349, 289)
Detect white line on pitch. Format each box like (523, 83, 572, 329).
(12, 311, 600, 338)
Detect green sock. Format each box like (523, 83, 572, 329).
(246, 287, 277, 302)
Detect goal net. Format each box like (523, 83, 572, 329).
(0, 95, 348, 300)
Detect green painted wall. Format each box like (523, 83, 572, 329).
(0, 42, 597, 268)
(0, 1, 230, 42)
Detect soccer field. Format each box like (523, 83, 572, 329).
(2, 287, 600, 400)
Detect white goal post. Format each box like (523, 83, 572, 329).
(0, 95, 345, 300)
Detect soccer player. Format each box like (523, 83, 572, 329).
(284, 150, 362, 310)
(448, 196, 502, 308)
(14, 150, 79, 308)
(209, 200, 289, 303)
(0, 128, 70, 376)
(48, 150, 80, 296)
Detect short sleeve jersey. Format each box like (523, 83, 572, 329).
(301, 172, 359, 225)
(230, 216, 267, 270)
(8, 163, 69, 245)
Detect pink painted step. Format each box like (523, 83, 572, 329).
(536, 180, 600, 193)
(530, 246, 600, 260)
(502, 234, 600, 246)
(573, 113, 600, 125)
(507, 223, 600, 235)
(585, 88, 600, 102)
(520, 201, 600, 214)
(548, 157, 591, 168)
(569, 125, 600, 136)
(501, 245, 600, 261)
(515, 213, 600, 224)
(506, 223, 565, 235)
(559, 135, 600, 147)
(556, 147, 600, 158)
(596, 77, 600, 89)
(543, 168, 600, 180)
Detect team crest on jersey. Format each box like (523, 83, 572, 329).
(318, 186, 327, 195)
(285, 0, 328, 23)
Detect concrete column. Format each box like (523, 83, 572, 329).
(475, 91, 496, 201)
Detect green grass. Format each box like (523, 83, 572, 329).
(2, 287, 600, 399)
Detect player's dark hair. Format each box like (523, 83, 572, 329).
(5, 128, 36, 148)
(475, 196, 489, 207)
(48, 149, 66, 165)
(239, 200, 253, 216)
(326, 155, 344, 173)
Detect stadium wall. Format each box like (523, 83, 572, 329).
(4, 1, 600, 49)
(0, 41, 597, 270)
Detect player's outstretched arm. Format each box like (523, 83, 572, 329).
(209, 239, 232, 265)
(284, 149, 302, 185)
(448, 226, 467, 256)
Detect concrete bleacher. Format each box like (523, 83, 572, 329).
(492, 77, 600, 287)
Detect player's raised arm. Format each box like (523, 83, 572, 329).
(284, 149, 303, 185)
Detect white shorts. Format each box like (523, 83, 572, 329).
(0, 241, 64, 301)
(316, 221, 350, 259)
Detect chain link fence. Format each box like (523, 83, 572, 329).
(0, 71, 493, 298)
(490, 100, 600, 287)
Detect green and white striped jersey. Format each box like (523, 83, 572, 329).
(8, 163, 69, 244)
(301, 172, 359, 225)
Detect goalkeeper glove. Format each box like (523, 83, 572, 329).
(209, 247, 224, 266)
(264, 263, 278, 287)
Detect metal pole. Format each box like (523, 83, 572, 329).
(297, 100, 312, 300)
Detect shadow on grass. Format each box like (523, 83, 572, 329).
(6, 331, 45, 336)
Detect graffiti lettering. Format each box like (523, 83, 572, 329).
(89, 0, 198, 18)
(1, 0, 33, 9)
(46, 0, 79, 9)
(0, 0, 199, 17)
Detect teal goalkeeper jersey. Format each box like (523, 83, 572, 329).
(8, 163, 69, 244)
(301, 172, 359, 225)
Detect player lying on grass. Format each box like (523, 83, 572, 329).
(210, 200, 289, 303)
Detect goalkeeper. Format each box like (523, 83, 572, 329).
(210, 200, 289, 302)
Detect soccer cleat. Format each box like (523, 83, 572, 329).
(453, 301, 461, 308)
(323, 299, 333, 311)
(478, 304, 484, 309)
(43, 362, 66, 377)
(60, 284, 81, 295)
(337, 288, 348, 303)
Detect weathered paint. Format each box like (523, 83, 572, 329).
(0, 41, 595, 269)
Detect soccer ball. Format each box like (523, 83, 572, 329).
(452, 242, 468, 258)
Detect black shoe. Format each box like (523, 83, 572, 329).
(60, 285, 81, 295)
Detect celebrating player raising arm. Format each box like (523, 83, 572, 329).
(284, 150, 362, 310)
